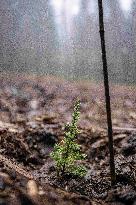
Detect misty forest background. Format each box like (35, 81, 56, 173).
(0, 0, 136, 83)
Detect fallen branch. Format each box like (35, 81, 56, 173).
(113, 127, 136, 132)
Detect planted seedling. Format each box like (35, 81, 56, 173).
(50, 100, 87, 177)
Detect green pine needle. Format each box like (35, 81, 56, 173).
(50, 99, 87, 177)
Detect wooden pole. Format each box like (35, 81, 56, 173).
(98, 0, 116, 185)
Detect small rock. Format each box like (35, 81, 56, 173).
(38, 186, 45, 196)
(39, 190, 45, 196)
(27, 180, 38, 197)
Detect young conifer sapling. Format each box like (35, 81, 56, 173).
(50, 100, 87, 177)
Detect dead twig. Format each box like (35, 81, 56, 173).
(113, 127, 136, 133)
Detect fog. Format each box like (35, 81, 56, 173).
(0, 0, 136, 83)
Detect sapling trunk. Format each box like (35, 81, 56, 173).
(61, 139, 70, 174)
(97, 0, 116, 185)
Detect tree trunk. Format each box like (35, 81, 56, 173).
(97, 0, 116, 185)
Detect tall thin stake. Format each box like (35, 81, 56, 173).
(98, 0, 116, 185)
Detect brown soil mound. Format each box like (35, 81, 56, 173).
(0, 73, 136, 205)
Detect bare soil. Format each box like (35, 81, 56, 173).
(0, 73, 136, 205)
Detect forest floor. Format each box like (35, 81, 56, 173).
(0, 73, 136, 205)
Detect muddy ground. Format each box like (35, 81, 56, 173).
(0, 73, 136, 205)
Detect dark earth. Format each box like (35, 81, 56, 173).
(0, 73, 136, 205)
